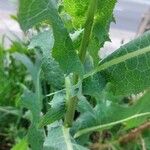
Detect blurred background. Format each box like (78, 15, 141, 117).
(0, 0, 150, 57)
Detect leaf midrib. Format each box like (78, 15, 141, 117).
(46, 46, 150, 97)
(84, 46, 150, 79)
(62, 127, 74, 150)
(74, 112, 150, 138)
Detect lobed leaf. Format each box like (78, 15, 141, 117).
(39, 92, 66, 127)
(100, 31, 150, 96)
(88, 0, 117, 65)
(85, 31, 150, 96)
(74, 91, 150, 138)
(63, 0, 90, 28)
(64, 0, 117, 65)
(18, 0, 83, 75)
(22, 88, 44, 150)
(42, 57, 64, 88)
(77, 95, 94, 113)
(82, 54, 106, 99)
(13, 52, 44, 150)
(93, 0, 117, 47)
(28, 29, 54, 56)
(44, 125, 88, 150)
(29, 30, 64, 88)
(12, 53, 36, 82)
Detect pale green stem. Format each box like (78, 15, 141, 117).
(64, 0, 97, 127)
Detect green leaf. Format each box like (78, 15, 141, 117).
(83, 74, 105, 99)
(50, 92, 66, 108)
(13, 53, 42, 120)
(28, 125, 45, 150)
(87, 39, 100, 65)
(100, 31, 150, 95)
(88, 0, 117, 65)
(39, 105, 66, 128)
(42, 57, 64, 88)
(77, 95, 94, 113)
(13, 52, 44, 150)
(18, 0, 83, 75)
(82, 54, 106, 99)
(64, 0, 117, 65)
(22, 88, 45, 150)
(22, 89, 41, 124)
(28, 29, 54, 56)
(74, 91, 150, 138)
(44, 125, 88, 150)
(12, 52, 36, 82)
(21, 88, 45, 150)
(11, 138, 28, 150)
(93, 0, 117, 47)
(72, 96, 96, 135)
(75, 112, 150, 138)
(70, 29, 84, 50)
(39, 92, 66, 127)
(12, 52, 41, 86)
(29, 30, 64, 88)
(85, 31, 150, 96)
(63, 0, 90, 28)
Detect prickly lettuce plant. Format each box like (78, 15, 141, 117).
(15, 0, 150, 149)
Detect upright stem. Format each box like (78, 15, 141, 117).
(64, 77, 77, 127)
(64, 0, 97, 127)
(64, 95, 77, 127)
(79, 0, 97, 63)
